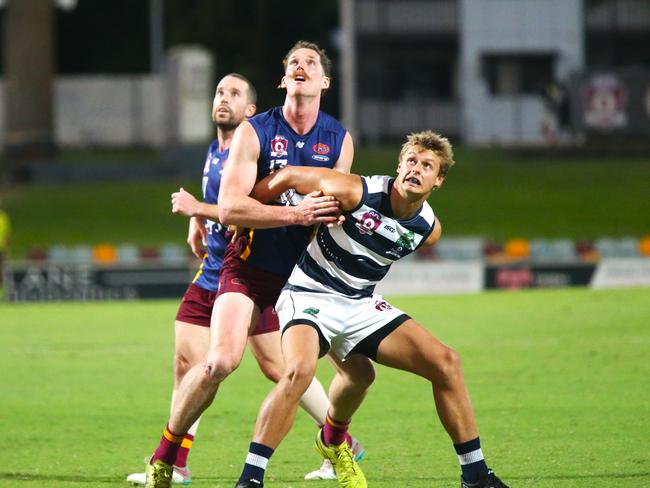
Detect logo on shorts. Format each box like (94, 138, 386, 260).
(355, 210, 382, 235)
(231, 278, 248, 286)
(375, 300, 393, 311)
(303, 307, 320, 317)
(271, 135, 289, 157)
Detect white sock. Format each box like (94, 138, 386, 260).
(299, 376, 329, 425)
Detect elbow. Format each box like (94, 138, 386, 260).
(218, 200, 236, 225)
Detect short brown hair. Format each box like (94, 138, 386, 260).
(399, 130, 455, 176)
(283, 40, 332, 79)
(223, 72, 257, 105)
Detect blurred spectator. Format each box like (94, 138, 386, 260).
(0, 206, 11, 294)
(540, 80, 571, 144)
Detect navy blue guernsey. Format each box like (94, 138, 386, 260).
(243, 107, 347, 276)
(193, 140, 230, 291)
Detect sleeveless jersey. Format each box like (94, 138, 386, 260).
(242, 106, 347, 276)
(287, 175, 436, 298)
(193, 140, 230, 291)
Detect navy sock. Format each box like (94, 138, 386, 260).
(238, 442, 275, 484)
(454, 437, 488, 484)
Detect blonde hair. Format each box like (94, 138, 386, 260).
(399, 130, 455, 176)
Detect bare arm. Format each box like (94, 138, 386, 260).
(251, 165, 363, 213)
(186, 216, 207, 259)
(422, 218, 442, 247)
(218, 121, 341, 228)
(171, 188, 220, 221)
(332, 131, 354, 174)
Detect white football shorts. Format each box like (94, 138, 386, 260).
(276, 287, 408, 360)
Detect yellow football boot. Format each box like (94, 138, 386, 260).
(314, 429, 367, 488)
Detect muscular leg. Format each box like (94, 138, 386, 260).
(375, 319, 477, 443)
(326, 353, 376, 422)
(252, 324, 321, 448)
(249, 330, 329, 425)
(168, 293, 259, 434)
(172, 320, 210, 410)
(172, 322, 210, 461)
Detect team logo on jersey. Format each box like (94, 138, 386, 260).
(355, 210, 382, 235)
(271, 135, 289, 157)
(374, 300, 393, 311)
(296, 141, 305, 148)
(302, 307, 320, 317)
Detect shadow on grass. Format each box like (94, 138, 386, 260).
(2, 471, 648, 484)
(0, 473, 116, 483)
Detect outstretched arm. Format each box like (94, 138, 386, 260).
(218, 122, 342, 228)
(251, 165, 363, 212)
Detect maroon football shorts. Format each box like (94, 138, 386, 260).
(176, 282, 218, 327)
(176, 282, 278, 334)
(217, 254, 287, 336)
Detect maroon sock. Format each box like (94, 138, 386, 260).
(151, 425, 185, 466)
(323, 412, 351, 446)
(174, 433, 194, 468)
(343, 431, 353, 446)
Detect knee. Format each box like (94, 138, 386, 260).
(204, 354, 241, 384)
(282, 361, 315, 395)
(432, 347, 463, 386)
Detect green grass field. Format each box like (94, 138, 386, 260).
(2, 287, 649, 487)
(3, 147, 650, 257)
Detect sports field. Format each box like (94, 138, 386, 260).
(2, 286, 649, 487)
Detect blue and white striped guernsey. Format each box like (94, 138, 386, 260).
(286, 175, 436, 298)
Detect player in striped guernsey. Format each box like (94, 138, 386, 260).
(234, 131, 509, 488)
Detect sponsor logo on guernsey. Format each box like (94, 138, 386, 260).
(302, 307, 320, 317)
(311, 142, 331, 162)
(271, 135, 289, 157)
(313, 143, 330, 154)
(355, 210, 382, 235)
(395, 231, 415, 250)
(312, 154, 330, 162)
(203, 156, 212, 174)
(386, 230, 416, 258)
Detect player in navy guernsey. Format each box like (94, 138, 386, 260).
(134, 73, 360, 487)
(233, 131, 510, 488)
(241, 105, 348, 276)
(127, 74, 257, 486)
(144, 42, 371, 488)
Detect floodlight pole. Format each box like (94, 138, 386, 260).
(339, 0, 358, 141)
(150, 0, 164, 73)
(3, 0, 55, 161)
